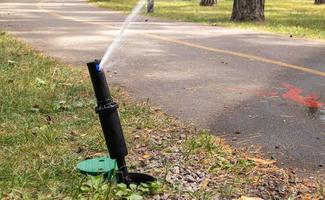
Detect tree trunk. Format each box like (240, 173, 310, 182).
(147, 0, 154, 13)
(315, 0, 325, 4)
(231, 0, 265, 22)
(200, 0, 216, 6)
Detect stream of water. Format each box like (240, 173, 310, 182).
(99, 0, 146, 70)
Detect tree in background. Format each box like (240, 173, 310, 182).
(147, 0, 154, 13)
(314, 0, 324, 4)
(200, 0, 216, 6)
(231, 0, 265, 22)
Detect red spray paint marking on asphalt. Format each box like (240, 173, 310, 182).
(281, 83, 323, 108)
(225, 83, 324, 108)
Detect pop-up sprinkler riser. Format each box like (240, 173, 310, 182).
(83, 59, 155, 185)
(87, 60, 130, 183)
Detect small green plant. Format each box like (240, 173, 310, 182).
(77, 175, 163, 200)
(115, 183, 144, 200)
(114, 181, 163, 199)
(79, 176, 110, 198)
(189, 190, 214, 200)
(211, 156, 234, 171)
(218, 181, 238, 198)
(210, 156, 254, 174)
(183, 131, 222, 159)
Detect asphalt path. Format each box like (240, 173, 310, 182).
(1, 0, 324, 177)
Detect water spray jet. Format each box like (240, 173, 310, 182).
(99, 0, 146, 70)
(77, 60, 155, 185)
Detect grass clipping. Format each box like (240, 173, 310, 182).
(0, 32, 323, 199)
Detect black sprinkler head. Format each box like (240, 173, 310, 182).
(86, 59, 155, 185)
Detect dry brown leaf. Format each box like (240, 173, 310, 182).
(199, 178, 209, 190)
(249, 157, 276, 165)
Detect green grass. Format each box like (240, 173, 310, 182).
(1, 32, 85, 199)
(90, 0, 325, 39)
(0, 32, 164, 199)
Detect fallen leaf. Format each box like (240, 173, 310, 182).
(238, 196, 264, 200)
(200, 178, 209, 190)
(249, 157, 276, 165)
(142, 153, 151, 159)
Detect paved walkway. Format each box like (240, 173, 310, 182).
(1, 0, 324, 176)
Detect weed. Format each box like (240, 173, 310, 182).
(183, 131, 223, 160)
(77, 176, 163, 199)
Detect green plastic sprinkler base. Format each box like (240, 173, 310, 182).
(77, 156, 157, 184)
(77, 156, 117, 178)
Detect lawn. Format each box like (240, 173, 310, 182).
(90, 0, 325, 39)
(0, 31, 323, 199)
(0, 31, 163, 199)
